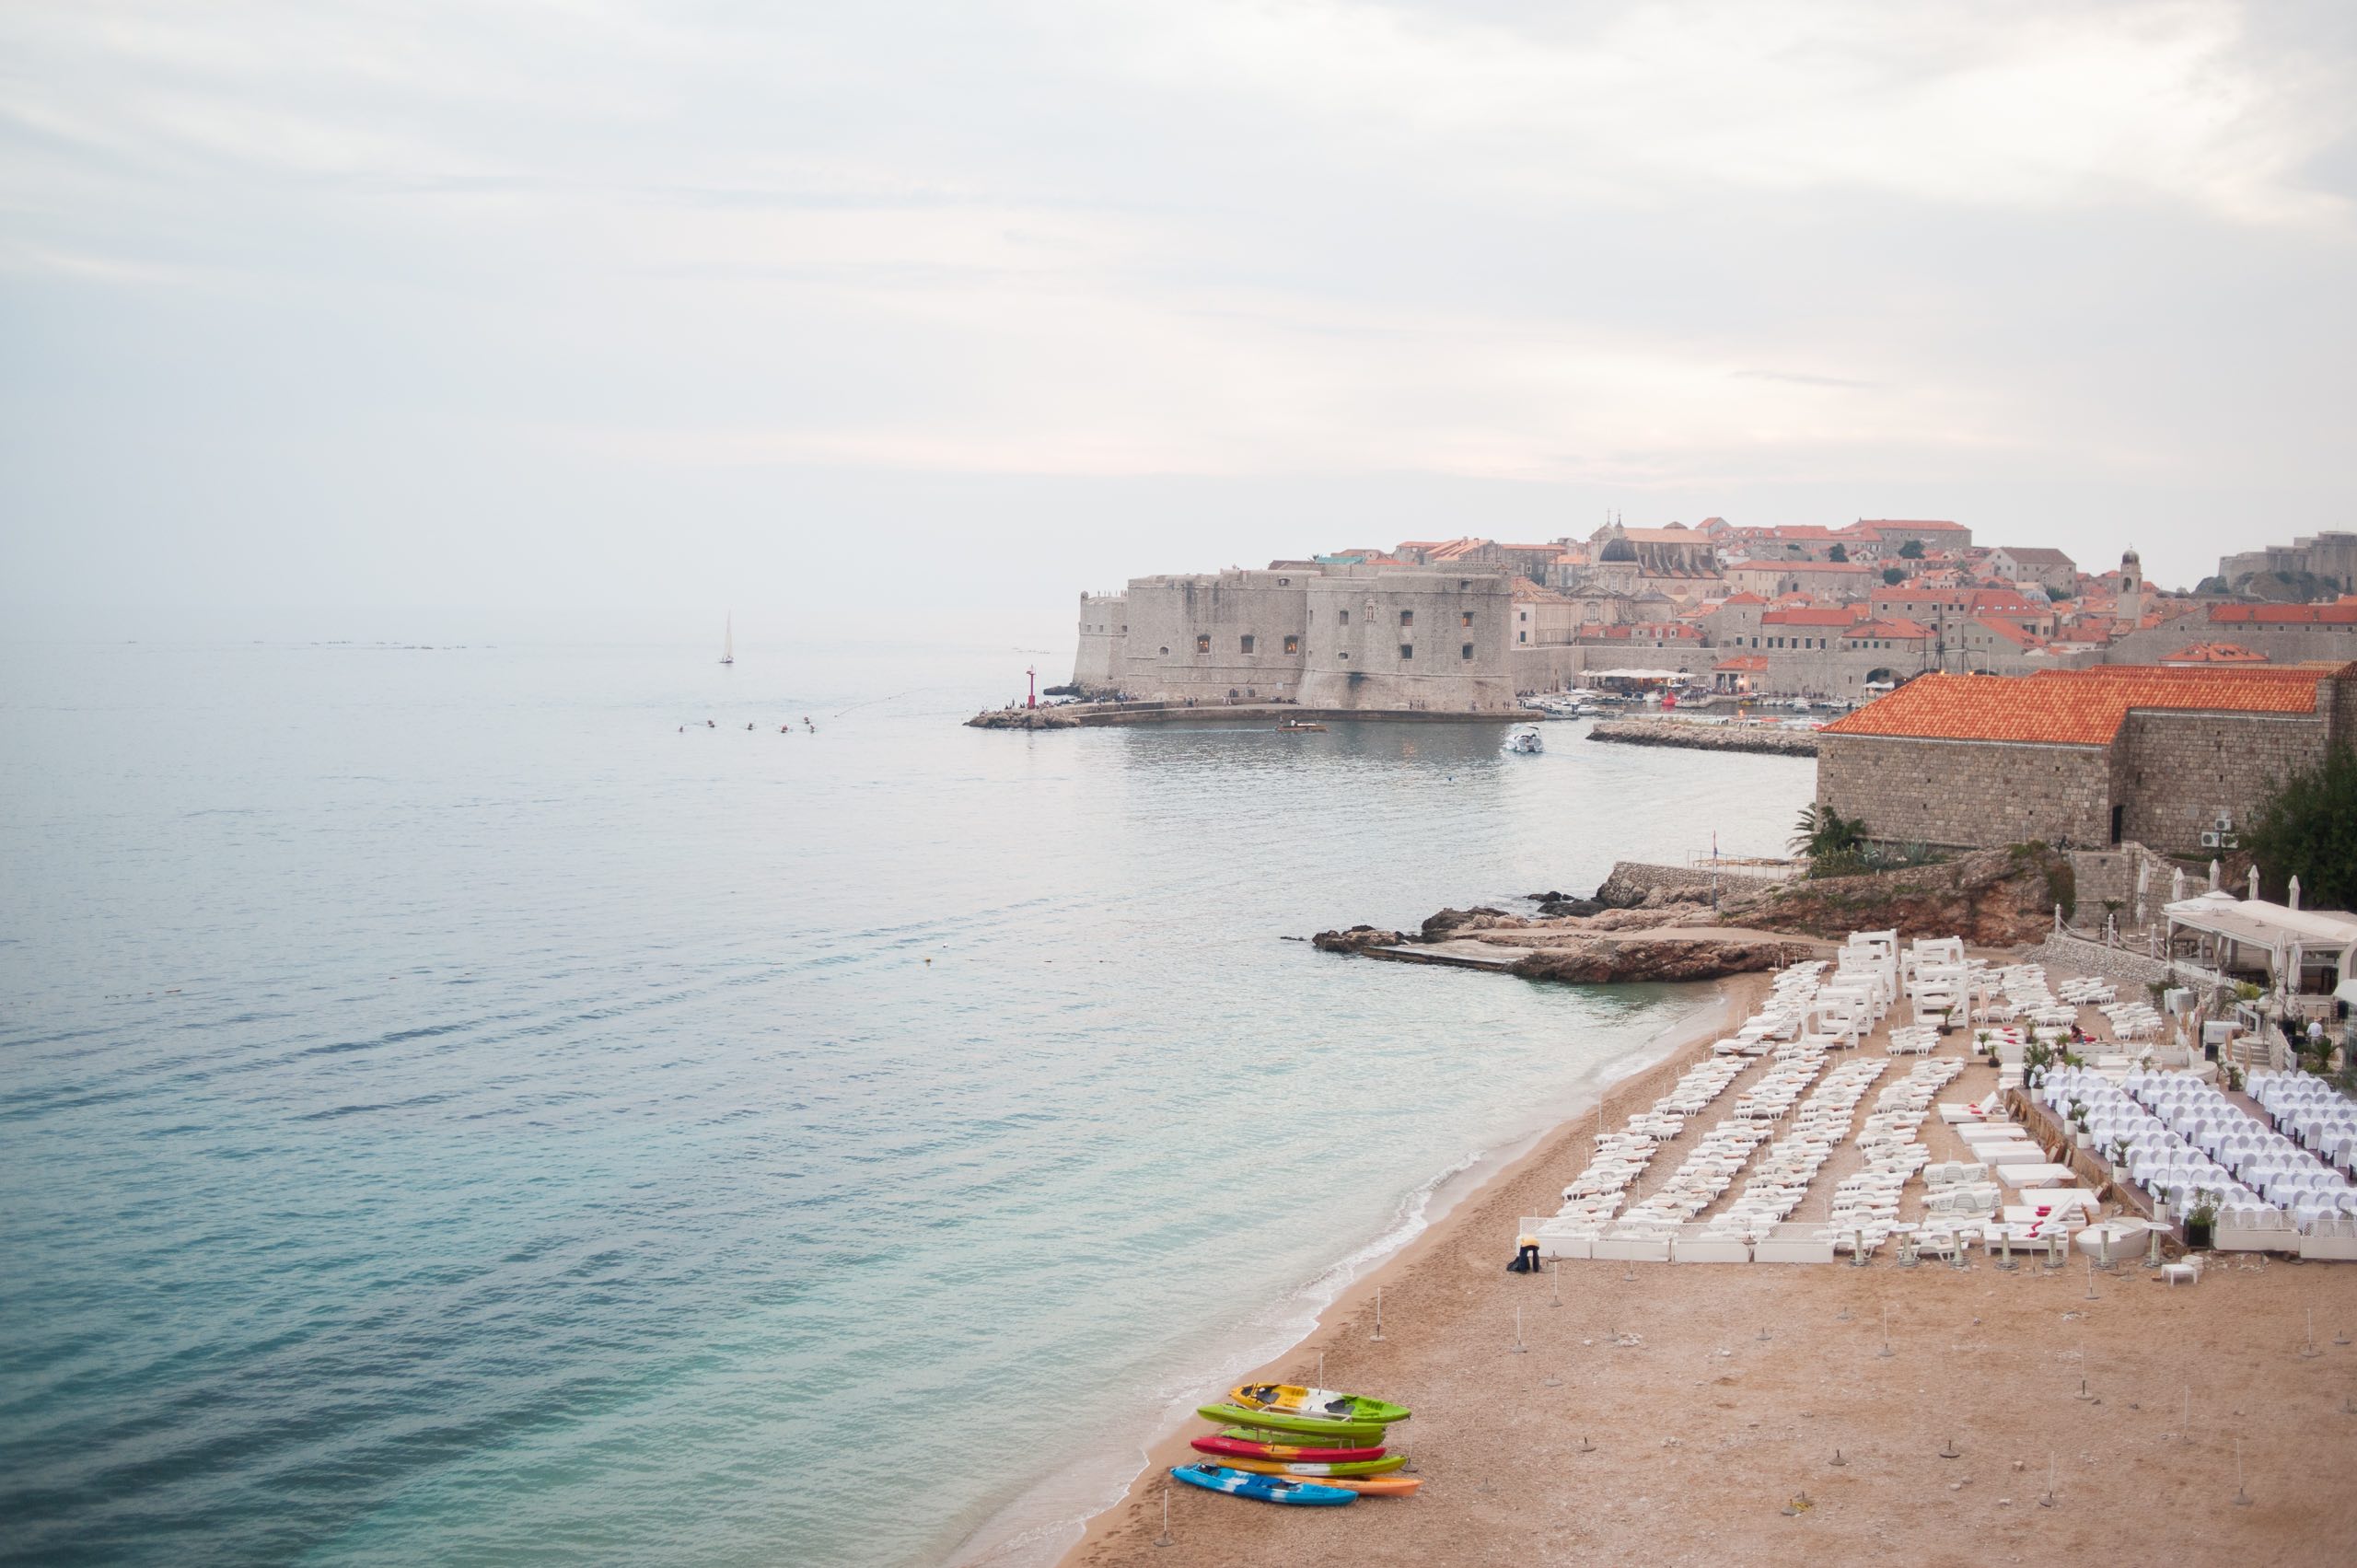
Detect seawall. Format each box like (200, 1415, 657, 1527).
(1586, 718, 1819, 756)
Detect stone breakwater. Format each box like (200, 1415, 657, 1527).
(967, 708, 1081, 730)
(1586, 718, 1818, 756)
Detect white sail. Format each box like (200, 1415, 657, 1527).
(722, 612, 735, 665)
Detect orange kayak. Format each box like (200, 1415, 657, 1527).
(1294, 1472, 1421, 1497)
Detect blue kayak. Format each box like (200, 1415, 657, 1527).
(1170, 1462, 1356, 1506)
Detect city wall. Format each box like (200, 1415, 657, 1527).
(2112, 708, 2331, 855)
(1817, 734, 2113, 849)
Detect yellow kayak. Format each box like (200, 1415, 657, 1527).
(1228, 1383, 1411, 1425)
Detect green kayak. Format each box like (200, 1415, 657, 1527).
(1194, 1405, 1387, 1443)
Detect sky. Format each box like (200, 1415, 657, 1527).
(3, 0, 2353, 625)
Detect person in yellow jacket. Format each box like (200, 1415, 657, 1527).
(1509, 1232, 1541, 1273)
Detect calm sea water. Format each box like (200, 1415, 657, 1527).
(0, 624, 1810, 1567)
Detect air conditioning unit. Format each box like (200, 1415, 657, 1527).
(2200, 831, 2222, 848)
(2213, 813, 2235, 832)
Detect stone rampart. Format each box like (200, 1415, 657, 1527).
(1817, 733, 2111, 849)
(2026, 932, 2174, 986)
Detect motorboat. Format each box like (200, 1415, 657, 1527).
(1504, 724, 1543, 754)
(1275, 719, 1328, 732)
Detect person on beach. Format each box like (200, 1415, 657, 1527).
(1509, 1233, 1540, 1273)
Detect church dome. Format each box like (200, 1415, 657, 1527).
(1599, 537, 1638, 563)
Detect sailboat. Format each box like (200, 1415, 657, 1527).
(720, 613, 735, 667)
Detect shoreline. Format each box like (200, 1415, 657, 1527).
(1024, 975, 1764, 1568)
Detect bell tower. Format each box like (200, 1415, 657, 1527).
(2118, 546, 2143, 625)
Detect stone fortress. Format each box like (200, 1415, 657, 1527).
(1076, 565, 1542, 711)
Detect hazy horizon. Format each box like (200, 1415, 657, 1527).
(6, 1, 2353, 619)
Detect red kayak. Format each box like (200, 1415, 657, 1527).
(1191, 1434, 1387, 1464)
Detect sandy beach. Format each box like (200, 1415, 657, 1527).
(1059, 966, 2357, 1568)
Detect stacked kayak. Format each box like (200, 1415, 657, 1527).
(1173, 1383, 1418, 1505)
(1171, 1464, 1354, 1506)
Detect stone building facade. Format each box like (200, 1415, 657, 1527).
(1816, 664, 2357, 855)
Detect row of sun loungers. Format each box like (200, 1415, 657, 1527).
(1699, 1057, 1887, 1243)
(1824, 1056, 1962, 1254)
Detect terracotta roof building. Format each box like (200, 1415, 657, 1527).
(1816, 664, 2357, 854)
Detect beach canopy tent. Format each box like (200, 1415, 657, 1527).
(1590, 668, 1689, 683)
(2163, 890, 2357, 999)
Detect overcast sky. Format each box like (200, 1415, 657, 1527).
(4, 0, 2351, 622)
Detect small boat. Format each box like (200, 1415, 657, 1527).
(1504, 724, 1543, 755)
(1195, 1433, 1385, 1463)
(1194, 1404, 1386, 1443)
(1275, 719, 1327, 732)
(1217, 1453, 1407, 1478)
(1168, 1464, 1355, 1507)
(1227, 1383, 1411, 1426)
(720, 612, 735, 667)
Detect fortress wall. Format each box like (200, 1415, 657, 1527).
(1113, 571, 1311, 702)
(1296, 570, 1518, 710)
(1073, 593, 1128, 687)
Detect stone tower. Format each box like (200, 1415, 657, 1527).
(2118, 546, 2143, 625)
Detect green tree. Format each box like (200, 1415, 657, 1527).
(2245, 744, 2357, 910)
(1898, 539, 1924, 560)
(1790, 803, 1868, 859)
(1882, 566, 1906, 586)
(1828, 542, 1849, 563)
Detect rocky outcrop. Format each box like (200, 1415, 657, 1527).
(1311, 924, 1409, 953)
(1724, 843, 2075, 946)
(967, 708, 1081, 730)
(1509, 934, 1814, 983)
(1421, 906, 1530, 939)
(1588, 719, 1819, 756)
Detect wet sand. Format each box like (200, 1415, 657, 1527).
(1059, 968, 2357, 1567)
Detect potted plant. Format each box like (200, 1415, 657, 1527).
(2185, 1189, 2219, 1250)
(2110, 1135, 2131, 1168)
(2071, 1107, 2092, 1147)
(2024, 1040, 2053, 1089)
(2224, 1062, 2246, 1093)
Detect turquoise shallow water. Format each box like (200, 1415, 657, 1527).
(0, 627, 1809, 1566)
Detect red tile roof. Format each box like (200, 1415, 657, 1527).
(1719, 591, 1768, 606)
(2162, 642, 2268, 664)
(1714, 655, 1770, 670)
(2210, 602, 2357, 625)
(1843, 618, 1933, 640)
(1972, 616, 2042, 648)
(1858, 518, 1969, 532)
(1824, 666, 2343, 747)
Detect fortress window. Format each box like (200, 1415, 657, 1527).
(1461, 643, 1475, 661)
(1195, 634, 1210, 654)
(1339, 610, 1350, 625)
(1459, 579, 1470, 589)
(1283, 634, 1300, 655)
(1158, 646, 1169, 656)
(1239, 634, 1255, 654)
(1399, 610, 1414, 627)
(1277, 577, 1290, 586)
(1461, 611, 1474, 628)
(1399, 643, 1414, 660)
(1518, 630, 1527, 644)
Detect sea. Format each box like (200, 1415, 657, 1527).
(0, 619, 1813, 1567)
